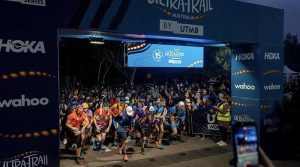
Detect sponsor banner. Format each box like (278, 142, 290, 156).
(259, 98, 282, 154)
(0, 0, 55, 28)
(0, 2, 59, 166)
(160, 19, 204, 36)
(59, 0, 270, 42)
(0, 94, 49, 108)
(0, 150, 48, 167)
(192, 110, 220, 136)
(0, 39, 46, 54)
(259, 45, 283, 71)
(5, 0, 46, 7)
(231, 46, 258, 71)
(231, 97, 260, 130)
(0, 27, 57, 70)
(231, 46, 260, 98)
(260, 98, 282, 134)
(128, 44, 204, 68)
(261, 81, 283, 99)
(0, 28, 58, 129)
(142, 0, 260, 41)
(259, 45, 284, 99)
(231, 79, 260, 98)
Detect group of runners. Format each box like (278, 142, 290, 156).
(60, 80, 231, 165)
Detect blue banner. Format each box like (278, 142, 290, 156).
(231, 44, 284, 152)
(128, 44, 203, 68)
(59, 0, 283, 43)
(231, 46, 260, 99)
(192, 111, 220, 136)
(0, 1, 59, 166)
(231, 97, 260, 125)
(259, 45, 284, 99)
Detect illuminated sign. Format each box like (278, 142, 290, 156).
(128, 44, 204, 68)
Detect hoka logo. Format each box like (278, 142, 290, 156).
(234, 83, 255, 90)
(0, 94, 49, 108)
(235, 53, 254, 61)
(264, 52, 280, 60)
(0, 39, 46, 54)
(264, 83, 281, 90)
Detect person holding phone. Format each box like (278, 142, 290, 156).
(232, 123, 260, 167)
(213, 92, 231, 146)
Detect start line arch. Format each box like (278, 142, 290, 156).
(0, 0, 283, 166)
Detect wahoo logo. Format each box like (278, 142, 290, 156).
(0, 39, 45, 54)
(264, 83, 281, 90)
(234, 83, 256, 90)
(0, 94, 49, 108)
(264, 52, 280, 60)
(5, 0, 46, 7)
(235, 53, 254, 61)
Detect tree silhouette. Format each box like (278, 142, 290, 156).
(284, 33, 300, 71)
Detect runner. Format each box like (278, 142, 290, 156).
(153, 98, 167, 149)
(136, 105, 150, 154)
(93, 102, 113, 152)
(81, 103, 93, 157)
(113, 106, 137, 161)
(65, 104, 88, 165)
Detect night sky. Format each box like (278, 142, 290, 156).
(238, 0, 300, 37)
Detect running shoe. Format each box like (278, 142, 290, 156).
(75, 158, 83, 165)
(218, 141, 228, 146)
(123, 154, 129, 161)
(156, 141, 164, 150)
(141, 148, 145, 155)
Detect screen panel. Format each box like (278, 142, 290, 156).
(128, 44, 204, 68)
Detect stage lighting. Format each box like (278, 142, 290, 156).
(89, 37, 104, 44)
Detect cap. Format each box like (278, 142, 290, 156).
(126, 106, 134, 116)
(203, 95, 209, 100)
(82, 103, 89, 109)
(178, 101, 185, 107)
(185, 99, 191, 105)
(125, 97, 130, 104)
(149, 106, 155, 112)
(103, 102, 110, 107)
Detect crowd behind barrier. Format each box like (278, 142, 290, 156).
(59, 78, 231, 164)
(283, 77, 300, 137)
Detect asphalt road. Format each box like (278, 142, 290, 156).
(60, 135, 300, 167)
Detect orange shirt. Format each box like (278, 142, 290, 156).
(67, 111, 87, 128)
(94, 108, 112, 125)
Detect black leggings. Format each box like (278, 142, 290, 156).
(219, 126, 228, 142)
